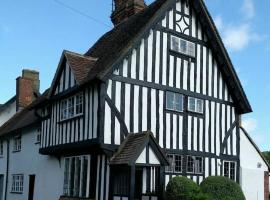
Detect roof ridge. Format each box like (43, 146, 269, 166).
(64, 50, 98, 61)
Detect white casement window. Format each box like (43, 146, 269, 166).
(188, 97, 204, 114)
(60, 93, 83, 121)
(171, 36, 195, 57)
(166, 92, 184, 112)
(223, 161, 236, 181)
(0, 140, 3, 156)
(187, 156, 203, 174)
(63, 155, 90, 198)
(13, 136, 21, 152)
(36, 128, 41, 144)
(11, 174, 24, 193)
(165, 154, 182, 173)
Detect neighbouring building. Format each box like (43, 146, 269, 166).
(0, 0, 269, 200)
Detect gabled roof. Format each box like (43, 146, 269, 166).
(110, 131, 169, 166)
(48, 50, 97, 97)
(0, 105, 39, 138)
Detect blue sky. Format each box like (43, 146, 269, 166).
(0, 0, 269, 150)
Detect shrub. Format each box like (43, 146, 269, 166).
(200, 176, 245, 200)
(166, 176, 209, 200)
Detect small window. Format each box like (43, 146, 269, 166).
(13, 136, 21, 152)
(166, 92, 183, 112)
(36, 128, 41, 144)
(165, 154, 182, 173)
(0, 140, 3, 156)
(188, 97, 204, 114)
(187, 156, 203, 174)
(223, 161, 236, 181)
(63, 155, 90, 198)
(60, 93, 84, 121)
(11, 174, 24, 193)
(171, 36, 195, 57)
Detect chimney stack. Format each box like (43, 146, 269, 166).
(16, 69, 40, 111)
(111, 0, 146, 26)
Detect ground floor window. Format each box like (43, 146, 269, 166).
(165, 154, 182, 173)
(186, 156, 203, 174)
(11, 174, 24, 193)
(63, 155, 90, 198)
(223, 161, 236, 181)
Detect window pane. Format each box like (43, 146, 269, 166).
(175, 94, 183, 112)
(230, 162, 236, 180)
(188, 42, 195, 57)
(166, 92, 175, 110)
(175, 155, 182, 172)
(171, 36, 179, 52)
(187, 156, 194, 173)
(189, 98, 196, 112)
(196, 99, 203, 113)
(165, 154, 174, 172)
(195, 157, 203, 173)
(180, 39, 187, 53)
(224, 162, 229, 177)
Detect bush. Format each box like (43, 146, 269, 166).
(200, 176, 245, 200)
(166, 176, 209, 200)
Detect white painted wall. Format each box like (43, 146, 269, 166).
(240, 128, 268, 200)
(0, 101, 16, 127)
(0, 140, 8, 200)
(4, 127, 64, 200)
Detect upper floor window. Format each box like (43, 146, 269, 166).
(63, 155, 90, 198)
(0, 140, 3, 156)
(166, 154, 182, 173)
(171, 36, 195, 57)
(188, 97, 204, 114)
(60, 93, 83, 121)
(13, 136, 21, 152)
(223, 161, 236, 181)
(11, 174, 24, 193)
(187, 156, 203, 174)
(166, 92, 184, 112)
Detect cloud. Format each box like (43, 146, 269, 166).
(223, 24, 260, 51)
(214, 15, 223, 31)
(242, 118, 257, 133)
(241, 0, 255, 19)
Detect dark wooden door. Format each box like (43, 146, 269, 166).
(28, 175, 35, 200)
(0, 175, 4, 200)
(135, 168, 143, 200)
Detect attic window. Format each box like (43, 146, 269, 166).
(171, 36, 195, 57)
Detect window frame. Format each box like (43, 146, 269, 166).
(166, 92, 184, 113)
(60, 92, 84, 121)
(63, 155, 90, 198)
(223, 161, 236, 181)
(165, 154, 183, 173)
(170, 35, 196, 57)
(11, 174, 24, 193)
(35, 128, 41, 144)
(13, 135, 22, 152)
(186, 156, 204, 174)
(188, 97, 204, 114)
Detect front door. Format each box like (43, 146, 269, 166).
(135, 168, 143, 200)
(0, 175, 4, 200)
(28, 175, 35, 200)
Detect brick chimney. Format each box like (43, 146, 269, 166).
(111, 0, 146, 26)
(16, 69, 40, 111)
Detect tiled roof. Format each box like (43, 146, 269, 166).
(110, 131, 168, 165)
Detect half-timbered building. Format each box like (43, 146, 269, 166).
(0, 0, 269, 200)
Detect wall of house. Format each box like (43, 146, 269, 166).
(0, 101, 16, 127)
(240, 128, 268, 200)
(5, 127, 63, 200)
(103, 0, 239, 185)
(0, 140, 8, 200)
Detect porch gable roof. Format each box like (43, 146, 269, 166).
(110, 131, 169, 166)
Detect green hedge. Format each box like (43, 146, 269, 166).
(166, 176, 209, 200)
(200, 176, 245, 200)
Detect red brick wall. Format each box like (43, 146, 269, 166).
(264, 171, 269, 200)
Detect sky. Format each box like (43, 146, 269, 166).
(0, 0, 269, 150)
